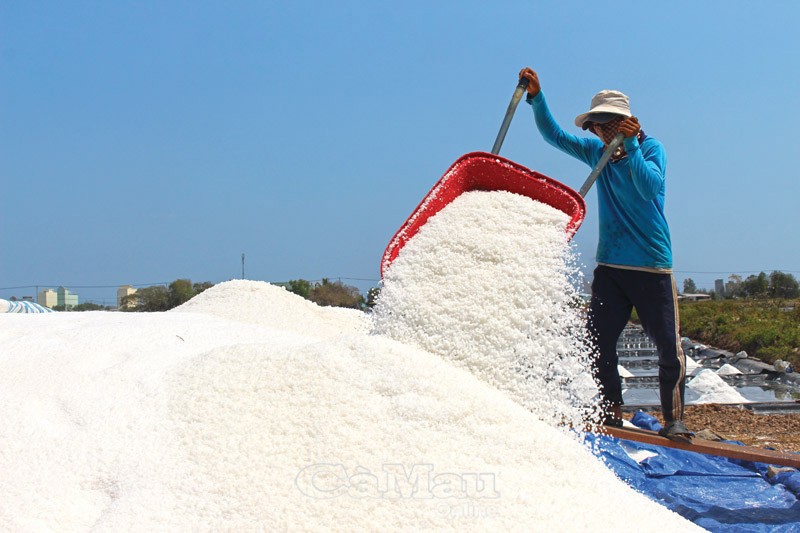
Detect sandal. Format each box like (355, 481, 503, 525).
(659, 420, 694, 443)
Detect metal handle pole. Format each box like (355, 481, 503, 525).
(491, 78, 530, 155)
(578, 133, 625, 197)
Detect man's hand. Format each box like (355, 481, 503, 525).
(518, 67, 540, 97)
(618, 116, 641, 139)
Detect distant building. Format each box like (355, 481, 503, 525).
(57, 286, 79, 310)
(38, 289, 58, 308)
(117, 285, 138, 309)
(714, 279, 725, 299)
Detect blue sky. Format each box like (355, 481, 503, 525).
(2, 1, 799, 305)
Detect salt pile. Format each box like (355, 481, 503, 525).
(373, 191, 599, 429)
(176, 278, 368, 339)
(0, 281, 698, 529)
(716, 363, 743, 376)
(618, 365, 634, 378)
(685, 355, 701, 376)
(688, 368, 750, 404)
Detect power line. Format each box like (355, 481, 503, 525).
(303, 277, 380, 283)
(1, 278, 383, 293)
(0, 282, 171, 291)
(674, 270, 800, 275)
(6, 269, 800, 293)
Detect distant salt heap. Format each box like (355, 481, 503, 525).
(373, 190, 599, 430)
(688, 368, 750, 404)
(716, 363, 743, 376)
(177, 278, 368, 338)
(685, 355, 701, 376)
(618, 365, 634, 378)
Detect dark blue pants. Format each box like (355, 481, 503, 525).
(588, 265, 686, 422)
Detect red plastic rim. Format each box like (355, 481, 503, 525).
(380, 151, 586, 278)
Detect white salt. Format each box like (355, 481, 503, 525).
(685, 355, 701, 376)
(716, 363, 743, 376)
(687, 368, 750, 404)
(176, 279, 369, 339)
(0, 281, 697, 530)
(373, 190, 599, 430)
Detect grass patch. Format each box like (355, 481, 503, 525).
(679, 299, 800, 366)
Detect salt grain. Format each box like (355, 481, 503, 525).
(373, 191, 600, 430)
(688, 368, 750, 404)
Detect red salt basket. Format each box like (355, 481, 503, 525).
(380, 151, 586, 278)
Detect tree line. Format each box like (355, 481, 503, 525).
(683, 271, 799, 300)
(49, 278, 380, 312)
(124, 277, 378, 311)
(120, 279, 214, 312)
(52, 302, 111, 312)
(285, 278, 379, 310)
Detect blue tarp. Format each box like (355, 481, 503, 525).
(588, 411, 800, 531)
(0, 299, 54, 313)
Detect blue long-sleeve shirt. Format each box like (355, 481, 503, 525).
(528, 91, 673, 270)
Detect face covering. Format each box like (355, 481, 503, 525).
(592, 116, 624, 145)
(591, 117, 626, 160)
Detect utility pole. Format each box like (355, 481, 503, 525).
(241, 253, 245, 280)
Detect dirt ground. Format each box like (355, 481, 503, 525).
(645, 404, 800, 453)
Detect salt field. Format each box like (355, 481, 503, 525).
(0, 190, 700, 530)
(617, 326, 800, 407)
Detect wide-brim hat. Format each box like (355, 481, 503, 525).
(574, 90, 632, 129)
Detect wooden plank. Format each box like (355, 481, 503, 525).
(599, 425, 800, 469)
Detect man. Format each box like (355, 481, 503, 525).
(518, 67, 692, 441)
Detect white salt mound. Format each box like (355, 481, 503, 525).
(175, 279, 368, 339)
(618, 365, 634, 378)
(373, 190, 599, 430)
(687, 368, 750, 404)
(685, 355, 700, 376)
(716, 363, 743, 376)
(0, 281, 697, 530)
